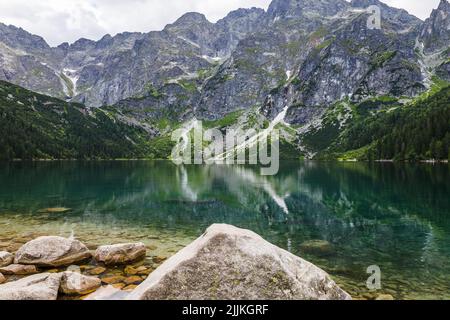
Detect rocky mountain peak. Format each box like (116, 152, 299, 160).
(0, 22, 50, 52)
(170, 12, 211, 27)
(69, 38, 96, 51)
(267, 0, 348, 19)
(420, 0, 450, 53)
(438, 0, 450, 11)
(351, 0, 422, 33)
(221, 7, 265, 20)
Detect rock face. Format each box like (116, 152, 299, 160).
(419, 0, 450, 53)
(59, 271, 101, 295)
(14, 236, 91, 267)
(0, 251, 13, 267)
(0, 273, 62, 300)
(0, 264, 38, 275)
(0, 0, 448, 161)
(94, 243, 146, 265)
(128, 224, 351, 300)
(0, 0, 444, 116)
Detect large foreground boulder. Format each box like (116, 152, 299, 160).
(0, 273, 5, 284)
(94, 243, 146, 265)
(14, 236, 91, 267)
(0, 252, 13, 267)
(0, 273, 62, 300)
(128, 224, 351, 300)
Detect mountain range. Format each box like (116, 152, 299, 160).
(0, 0, 449, 161)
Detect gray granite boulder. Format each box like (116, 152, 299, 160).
(59, 271, 101, 295)
(0, 273, 62, 300)
(0, 252, 13, 267)
(128, 224, 351, 300)
(94, 243, 146, 265)
(14, 236, 91, 267)
(0, 264, 38, 275)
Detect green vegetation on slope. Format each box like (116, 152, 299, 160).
(0, 81, 154, 160)
(317, 85, 450, 161)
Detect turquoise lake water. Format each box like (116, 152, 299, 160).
(0, 161, 449, 299)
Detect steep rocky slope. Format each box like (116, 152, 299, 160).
(0, 0, 449, 161)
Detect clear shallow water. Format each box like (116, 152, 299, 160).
(0, 161, 449, 300)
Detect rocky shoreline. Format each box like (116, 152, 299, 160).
(0, 224, 353, 300)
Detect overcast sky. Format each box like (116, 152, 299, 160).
(0, 0, 442, 46)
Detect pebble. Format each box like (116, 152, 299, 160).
(123, 284, 138, 291)
(101, 275, 126, 284)
(112, 283, 126, 289)
(89, 267, 107, 275)
(0, 264, 38, 275)
(124, 276, 142, 285)
(376, 294, 395, 300)
(153, 256, 167, 264)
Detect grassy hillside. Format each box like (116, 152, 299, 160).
(1, 79, 448, 162)
(311, 84, 450, 161)
(0, 81, 155, 160)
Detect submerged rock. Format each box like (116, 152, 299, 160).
(0, 273, 62, 300)
(112, 283, 126, 290)
(101, 275, 126, 285)
(38, 207, 72, 214)
(0, 264, 38, 275)
(89, 267, 107, 275)
(85, 285, 130, 300)
(376, 294, 395, 300)
(128, 224, 351, 300)
(299, 240, 334, 256)
(0, 251, 13, 267)
(123, 284, 138, 291)
(124, 276, 142, 285)
(94, 243, 146, 265)
(14, 236, 91, 267)
(60, 271, 101, 295)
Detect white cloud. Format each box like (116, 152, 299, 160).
(380, 0, 441, 20)
(0, 0, 443, 47)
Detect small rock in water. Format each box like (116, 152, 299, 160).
(135, 266, 151, 275)
(299, 240, 334, 256)
(101, 275, 126, 285)
(124, 266, 138, 275)
(94, 243, 146, 265)
(152, 256, 167, 264)
(38, 207, 72, 214)
(89, 267, 107, 275)
(0, 273, 5, 284)
(60, 271, 102, 295)
(112, 283, 126, 289)
(124, 276, 142, 285)
(84, 285, 130, 300)
(123, 284, 138, 291)
(14, 236, 91, 267)
(0, 251, 13, 267)
(376, 294, 395, 300)
(0, 264, 38, 275)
